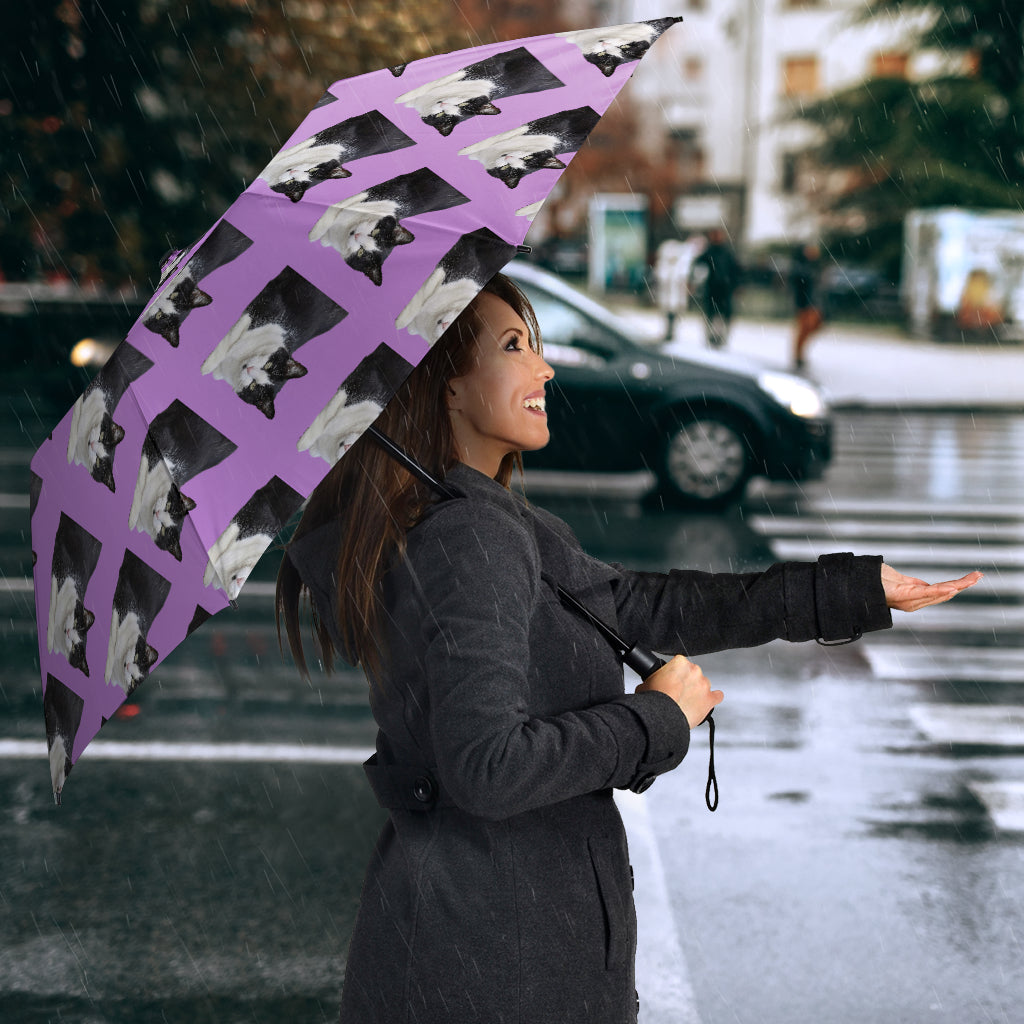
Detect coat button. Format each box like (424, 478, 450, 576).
(631, 773, 656, 794)
(412, 775, 437, 803)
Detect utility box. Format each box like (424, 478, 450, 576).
(903, 208, 1024, 342)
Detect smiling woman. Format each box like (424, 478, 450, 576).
(446, 290, 555, 476)
(274, 271, 976, 1024)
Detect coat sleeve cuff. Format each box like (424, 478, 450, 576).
(814, 552, 892, 643)
(608, 690, 690, 793)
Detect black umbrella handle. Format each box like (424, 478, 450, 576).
(623, 643, 718, 812)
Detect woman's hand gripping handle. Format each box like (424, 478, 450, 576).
(633, 653, 723, 810)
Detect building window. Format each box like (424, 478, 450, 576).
(669, 128, 706, 181)
(780, 152, 799, 194)
(871, 51, 909, 79)
(782, 56, 819, 98)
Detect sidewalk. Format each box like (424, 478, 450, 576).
(612, 305, 1024, 411)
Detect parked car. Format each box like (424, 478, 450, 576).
(505, 261, 832, 506)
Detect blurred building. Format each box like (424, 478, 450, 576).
(614, 0, 930, 251)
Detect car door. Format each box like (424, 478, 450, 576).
(516, 283, 656, 472)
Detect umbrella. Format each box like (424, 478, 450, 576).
(29, 16, 683, 802)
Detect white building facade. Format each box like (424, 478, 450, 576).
(614, 0, 928, 251)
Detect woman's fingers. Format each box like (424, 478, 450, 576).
(882, 565, 983, 612)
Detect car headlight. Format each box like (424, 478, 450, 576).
(757, 371, 828, 419)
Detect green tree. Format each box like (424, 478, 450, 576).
(0, 0, 472, 288)
(793, 0, 1024, 276)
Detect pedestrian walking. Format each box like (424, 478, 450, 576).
(791, 242, 824, 369)
(653, 238, 695, 340)
(691, 227, 741, 348)
(276, 273, 980, 1024)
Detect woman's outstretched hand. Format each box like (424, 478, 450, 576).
(636, 654, 723, 729)
(881, 564, 983, 612)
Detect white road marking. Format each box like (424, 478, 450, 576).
(748, 515, 1024, 542)
(767, 538, 1024, 567)
(0, 739, 375, 764)
(864, 644, 1024, 684)
(968, 781, 1024, 832)
(908, 704, 1024, 748)
(616, 788, 703, 1024)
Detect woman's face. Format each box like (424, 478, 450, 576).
(447, 291, 554, 477)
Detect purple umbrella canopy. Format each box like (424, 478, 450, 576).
(29, 17, 682, 801)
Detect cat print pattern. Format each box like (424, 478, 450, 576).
(128, 401, 237, 562)
(309, 168, 470, 286)
(143, 221, 253, 348)
(258, 110, 415, 203)
(47, 514, 102, 678)
(105, 550, 171, 695)
(396, 47, 564, 137)
(458, 106, 601, 189)
(201, 267, 348, 418)
(66, 343, 153, 493)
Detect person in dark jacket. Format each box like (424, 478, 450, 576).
(691, 227, 741, 348)
(277, 273, 980, 1024)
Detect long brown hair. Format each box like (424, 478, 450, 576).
(275, 272, 541, 682)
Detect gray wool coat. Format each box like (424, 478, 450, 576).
(287, 462, 892, 1024)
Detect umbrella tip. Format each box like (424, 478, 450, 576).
(516, 245, 532, 255)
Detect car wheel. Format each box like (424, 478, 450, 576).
(658, 412, 752, 506)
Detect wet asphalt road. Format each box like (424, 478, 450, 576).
(2, 404, 1023, 1023)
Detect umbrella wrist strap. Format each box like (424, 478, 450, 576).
(704, 713, 718, 812)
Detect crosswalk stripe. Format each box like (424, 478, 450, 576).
(967, 782, 1024, 833)
(908, 704, 1024, 747)
(749, 516, 1024, 543)
(0, 738, 376, 764)
(795, 498, 1024, 519)
(767, 538, 1024, 568)
(887, 604, 1024, 633)
(865, 644, 1024, 683)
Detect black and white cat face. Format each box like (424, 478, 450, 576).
(396, 71, 501, 136)
(259, 137, 352, 203)
(67, 389, 125, 492)
(105, 610, 158, 695)
(203, 521, 267, 600)
(47, 576, 95, 676)
(129, 457, 197, 561)
(143, 273, 212, 347)
(559, 23, 663, 77)
(200, 314, 308, 419)
(298, 389, 386, 465)
(396, 269, 483, 344)
(204, 476, 303, 599)
(309, 194, 415, 286)
(458, 124, 566, 189)
(47, 514, 101, 677)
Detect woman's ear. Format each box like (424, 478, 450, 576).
(446, 377, 463, 413)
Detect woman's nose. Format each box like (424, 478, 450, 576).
(534, 351, 554, 380)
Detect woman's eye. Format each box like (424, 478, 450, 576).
(504, 337, 522, 351)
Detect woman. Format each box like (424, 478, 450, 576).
(791, 242, 824, 370)
(277, 273, 979, 1023)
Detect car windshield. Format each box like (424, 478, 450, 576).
(513, 279, 640, 363)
